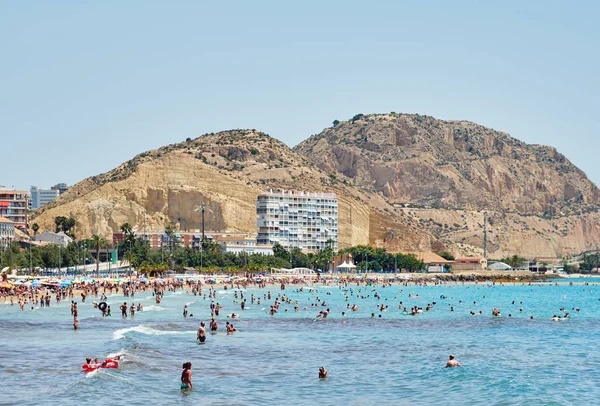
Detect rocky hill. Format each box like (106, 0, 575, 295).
(294, 113, 600, 258)
(32, 130, 432, 252)
(32, 114, 600, 258)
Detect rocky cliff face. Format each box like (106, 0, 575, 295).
(33, 130, 431, 252)
(33, 114, 600, 258)
(294, 113, 600, 257)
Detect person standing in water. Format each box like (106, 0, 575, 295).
(197, 322, 206, 343)
(210, 318, 218, 332)
(181, 362, 193, 390)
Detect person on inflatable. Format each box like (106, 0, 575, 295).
(102, 355, 121, 369)
(82, 357, 96, 372)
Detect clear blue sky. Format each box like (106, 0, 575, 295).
(2, 1, 599, 191)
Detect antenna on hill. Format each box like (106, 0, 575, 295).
(194, 202, 214, 241)
(483, 215, 487, 259)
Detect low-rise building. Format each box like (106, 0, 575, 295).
(216, 235, 273, 255)
(404, 252, 454, 272)
(529, 257, 562, 273)
(35, 231, 73, 247)
(0, 216, 15, 249)
(453, 257, 488, 271)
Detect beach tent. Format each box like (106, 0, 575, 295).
(488, 262, 513, 271)
(337, 261, 357, 272)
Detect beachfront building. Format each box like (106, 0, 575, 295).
(113, 230, 202, 250)
(404, 252, 453, 273)
(256, 190, 338, 253)
(29, 186, 60, 210)
(34, 231, 73, 247)
(0, 216, 15, 249)
(112, 230, 267, 253)
(528, 257, 562, 274)
(453, 257, 488, 271)
(215, 235, 273, 255)
(0, 189, 29, 228)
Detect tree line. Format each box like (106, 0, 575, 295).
(2, 220, 434, 274)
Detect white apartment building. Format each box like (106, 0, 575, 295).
(256, 190, 338, 253)
(0, 216, 15, 249)
(29, 186, 60, 210)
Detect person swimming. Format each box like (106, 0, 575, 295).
(319, 366, 328, 378)
(445, 354, 461, 368)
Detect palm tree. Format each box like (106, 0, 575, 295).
(90, 234, 107, 275)
(32, 223, 40, 237)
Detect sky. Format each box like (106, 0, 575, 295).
(1, 1, 599, 191)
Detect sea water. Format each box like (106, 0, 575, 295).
(1, 281, 600, 405)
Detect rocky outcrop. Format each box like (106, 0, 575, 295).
(33, 113, 600, 259)
(32, 130, 428, 250)
(295, 113, 600, 258)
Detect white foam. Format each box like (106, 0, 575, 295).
(144, 305, 167, 312)
(107, 349, 126, 358)
(84, 369, 99, 378)
(112, 325, 194, 340)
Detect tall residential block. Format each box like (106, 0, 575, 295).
(256, 190, 338, 253)
(0, 189, 29, 228)
(29, 186, 60, 210)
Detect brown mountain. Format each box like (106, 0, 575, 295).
(294, 113, 600, 258)
(32, 114, 600, 258)
(32, 129, 432, 252)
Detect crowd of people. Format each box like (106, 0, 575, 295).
(2, 275, 594, 391)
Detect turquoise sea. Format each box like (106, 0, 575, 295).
(2, 280, 600, 405)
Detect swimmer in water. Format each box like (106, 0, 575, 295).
(445, 354, 461, 368)
(181, 362, 193, 390)
(319, 366, 328, 378)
